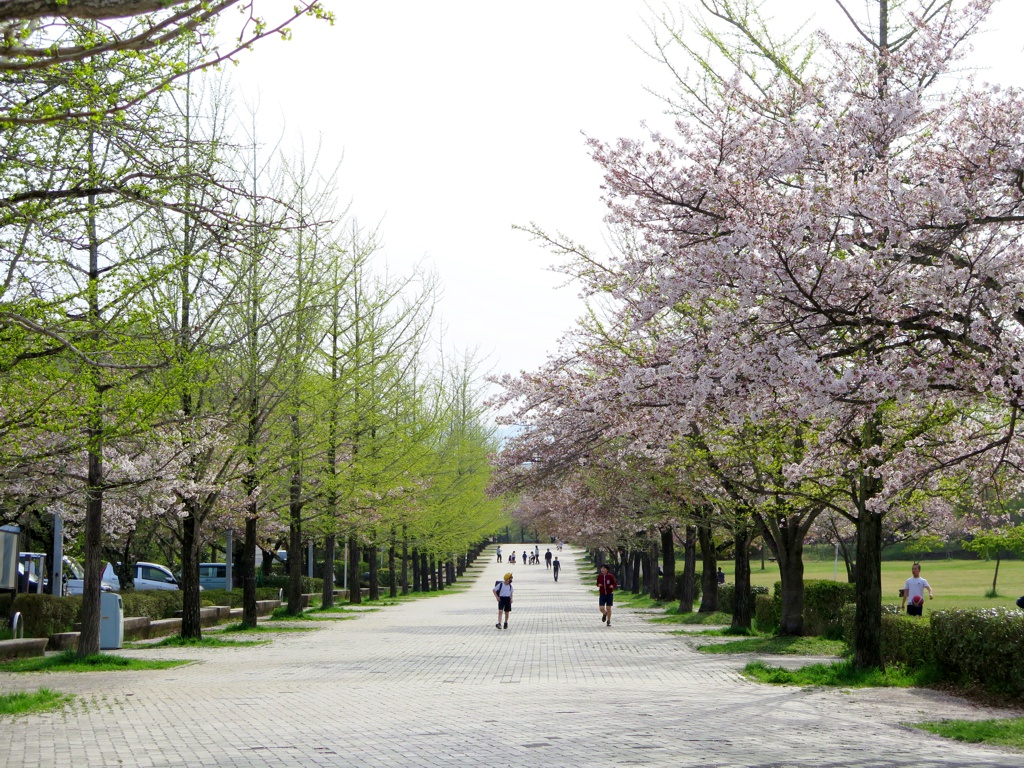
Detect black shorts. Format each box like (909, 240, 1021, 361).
(498, 596, 512, 612)
(599, 593, 614, 607)
(907, 603, 923, 616)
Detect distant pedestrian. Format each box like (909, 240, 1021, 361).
(496, 546, 502, 563)
(494, 572, 513, 629)
(901, 562, 933, 616)
(534, 545, 540, 563)
(552, 557, 560, 581)
(545, 549, 553, 569)
(717, 567, 725, 585)
(597, 563, 617, 627)
(522, 551, 527, 566)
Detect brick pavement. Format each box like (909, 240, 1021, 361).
(1, 546, 1022, 767)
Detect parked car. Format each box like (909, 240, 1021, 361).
(102, 561, 190, 591)
(63, 555, 116, 595)
(198, 563, 228, 591)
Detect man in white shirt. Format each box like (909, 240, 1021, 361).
(901, 563, 933, 616)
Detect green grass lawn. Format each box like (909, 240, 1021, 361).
(744, 659, 941, 688)
(914, 718, 1024, 752)
(696, 635, 848, 656)
(731, 557, 1024, 613)
(0, 650, 188, 673)
(0, 689, 73, 717)
(126, 635, 267, 649)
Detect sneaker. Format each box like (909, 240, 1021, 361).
(496, 623, 501, 629)
(606, 621, 611, 627)
(601, 614, 606, 622)
(503, 621, 508, 629)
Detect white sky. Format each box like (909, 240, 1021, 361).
(225, 0, 1024, 382)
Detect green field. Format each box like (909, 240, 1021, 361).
(721, 558, 1024, 613)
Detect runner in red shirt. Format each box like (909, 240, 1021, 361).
(597, 563, 617, 627)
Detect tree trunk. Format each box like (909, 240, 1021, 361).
(401, 530, 409, 596)
(347, 534, 361, 604)
(78, 449, 104, 657)
(429, 554, 437, 591)
(321, 534, 336, 609)
(731, 524, 753, 631)
(678, 525, 698, 613)
(180, 506, 202, 639)
(630, 550, 642, 594)
(992, 553, 1001, 595)
(661, 527, 676, 600)
(853, 510, 884, 669)
(388, 533, 397, 598)
(367, 543, 380, 601)
(242, 516, 257, 628)
(411, 547, 420, 593)
(648, 538, 660, 600)
(620, 549, 633, 592)
(697, 524, 718, 613)
(287, 518, 302, 614)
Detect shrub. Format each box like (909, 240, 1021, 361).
(0, 592, 13, 620)
(881, 613, 934, 667)
(841, 603, 903, 645)
(802, 580, 856, 637)
(673, 572, 702, 605)
(755, 593, 781, 633)
(9, 594, 82, 637)
(256, 575, 324, 594)
(717, 583, 769, 615)
(931, 609, 1024, 697)
(199, 588, 279, 607)
(119, 590, 183, 620)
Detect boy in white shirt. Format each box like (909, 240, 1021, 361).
(901, 563, 933, 616)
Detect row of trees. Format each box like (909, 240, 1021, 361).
(493, 0, 1024, 669)
(1, 3, 504, 654)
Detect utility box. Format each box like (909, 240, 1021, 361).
(100, 591, 124, 650)
(0, 526, 19, 591)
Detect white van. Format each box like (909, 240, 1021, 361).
(102, 562, 184, 591)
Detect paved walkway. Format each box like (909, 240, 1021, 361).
(1, 546, 1022, 767)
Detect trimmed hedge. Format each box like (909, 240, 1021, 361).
(200, 588, 279, 608)
(119, 590, 183, 620)
(256, 575, 324, 593)
(931, 609, 1024, 696)
(717, 583, 769, 615)
(755, 593, 780, 632)
(8, 594, 82, 637)
(802, 580, 856, 637)
(841, 603, 935, 667)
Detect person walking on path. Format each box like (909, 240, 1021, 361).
(496, 546, 502, 563)
(545, 549, 553, 569)
(494, 573, 513, 629)
(597, 563, 617, 626)
(552, 557, 560, 581)
(901, 562, 933, 616)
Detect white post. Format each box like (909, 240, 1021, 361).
(225, 529, 233, 592)
(52, 513, 64, 596)
(307, 541, 314, 579)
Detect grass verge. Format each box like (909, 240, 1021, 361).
(913, 718, 1024, 751)
(743, 659, 942, 688)
(0, 650, 188, 673)
(696, 636, 848, 656)
(215, 623, 314, 633)
(0, 688, 73, 717)
(128, 635, 266, 649)
(654, 611, 732, 625)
